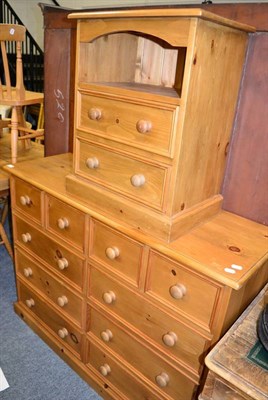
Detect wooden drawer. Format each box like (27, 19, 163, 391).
(12, 177, 42, 223)
(14, 215, 85, 291)
(87, 307, 197, 400)
(89, 267, 207, 375)
(78, 91, 178, 158)
(16, 248, 83, 326)
(46, 194, 87, 252)
(87, 340, 164, 400)
(18, 280, 83, 358)
(90, 220, 144, 287)
(75, 139, 169, 211)
(146, 251, 221, 331)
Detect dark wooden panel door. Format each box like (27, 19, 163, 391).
(222, 33, 268, 225)
(41, 5, 76, 156)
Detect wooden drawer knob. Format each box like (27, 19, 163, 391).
(23, 267, 33, 278)
(25, 298, 35, 308)
(58, 327, 68, 339)
(155, 372, 170, 388)
(57, 217, 69, 230)
(102, 290, 116, 304)
(22, 232, 31, 243)
(169, 283, 187, 299)
(100, 329, 113, 342)
(57, 295, 68, 307)
(136, 120, 152, 134)
(99, 363, 111, 377)
(130, 174, 146, 187)
(105, 246, 120, 260)
(86, 157, 99, 169)
(20, 195, 31, 206)
(162, 331, 178, 347)
(57, 258, 69, 270)
(88, 108, 102, 121)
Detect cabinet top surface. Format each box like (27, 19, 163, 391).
(4, 154, 267, 290)
(68, 8, 255, 33)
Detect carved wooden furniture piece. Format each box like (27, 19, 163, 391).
(66, 8, 254, 242)
(4, 8, 268, 400)
(199, 284, 268, 400)
(39, 3, 268, 226)
(0, 24, 44, 163)
(5, 153, 268, 400)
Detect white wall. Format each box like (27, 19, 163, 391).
(8, 0, 47, 49)
(7, 0, 268, 50)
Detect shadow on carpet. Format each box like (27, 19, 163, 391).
(0, 244, 102, 400)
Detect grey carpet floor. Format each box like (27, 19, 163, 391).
(0, 228, 102, 400)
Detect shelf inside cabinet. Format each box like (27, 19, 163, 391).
(78, 32, 186, 100)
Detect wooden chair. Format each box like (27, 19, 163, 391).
(0, 116, 10, 138)
(0, 170, 13, 259)
(0, 23, 44, 163)
(17, 103, 44, 144)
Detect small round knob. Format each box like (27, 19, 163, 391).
(105, 246, 120, 260)
(58, 327, 68, 339)
(100, 329, 113, 342)
(22, 232, 32, 243)
(57, 217, 69, 230)
(57, 258, 69, 270)
(162, 331, 178, 347)
(130, 174, 146, 187)
(25, 298, 35, 308)
(88, 108, 102, 121)
(99, 363, 111, 377)
(102, 291, 116, 304)
(23, 267, 33, 278)
(20, 195, 31, 206)
(57, 295, 68, 307)
(169, 284, 187, 300)
(86, 157, 99, 169)
(155, 372, 170, 388)
(136, 120, 152, 134)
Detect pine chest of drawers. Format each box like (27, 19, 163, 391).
(5, 7, 268, 400)
(6, 154, 268, 400)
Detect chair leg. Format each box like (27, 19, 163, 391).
(0, 222, 13, 259)
(11, 106, 19, 164)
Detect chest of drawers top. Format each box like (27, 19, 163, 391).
(6, 153, 267, 292)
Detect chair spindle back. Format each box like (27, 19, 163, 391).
(0, 24, 26, 101)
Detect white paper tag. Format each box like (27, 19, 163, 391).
(0, 368, 9, 392)
(231, 264, 243, 270)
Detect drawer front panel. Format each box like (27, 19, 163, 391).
(46, 194, 86, 251)
(13, 178, 42, 223)
(76, 139, 169, 210)
(87, 309, 196, 399)
(90, 220, 144, 286)
(16, 249, 83, 326)
(89, 267, 206, 374)
(87, 340, 163, 400)
(18, 281, 82, 357)
(79, 91, 178, 158)
(147, 251, 220, 330)
(14, 216, 85, 290)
